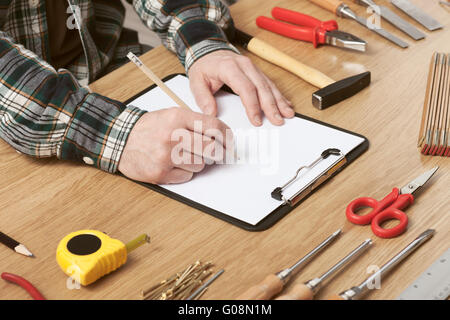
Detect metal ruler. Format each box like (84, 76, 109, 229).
(397, 248, 450, 300)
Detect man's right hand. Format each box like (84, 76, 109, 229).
(118, 108, 232, 184)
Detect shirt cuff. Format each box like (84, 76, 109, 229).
(58, 93, 146, 173)
(185, 39, 240, 72)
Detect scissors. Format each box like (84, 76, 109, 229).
(256, 7, 366, 51)
(346, 167, 438, 238)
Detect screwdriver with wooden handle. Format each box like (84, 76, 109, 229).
(329, 229, 435, 300)
(307, 0, 409, 48)
(236, 229, 341, 300)
(275, 238, 372, 300)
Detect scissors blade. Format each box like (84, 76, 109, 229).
(400, 167, 439, 196)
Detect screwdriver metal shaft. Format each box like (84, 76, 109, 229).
(276, 238, 372, 299)
(338, 229, 435, 300)
(277, 229, 342, 283)
(237, 229, 341, 300)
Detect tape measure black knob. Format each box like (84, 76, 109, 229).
(66, 234, 102, 255)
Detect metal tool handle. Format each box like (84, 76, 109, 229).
(309, 0, 344, 15)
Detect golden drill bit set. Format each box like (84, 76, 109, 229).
(140, 261, 223, 300)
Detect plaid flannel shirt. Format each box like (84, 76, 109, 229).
(0, 0, 238, 173)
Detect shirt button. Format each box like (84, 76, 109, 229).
(83, 157, 94, 165)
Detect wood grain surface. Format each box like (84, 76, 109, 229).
(0, 0, 449, 300)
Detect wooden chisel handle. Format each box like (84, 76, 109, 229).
(325, 294, 346, 300)
(247, 37, 335, 89)
(308, 0, 344, 15)
(274, 283, 314, 300)
(236, 274, 284, 300)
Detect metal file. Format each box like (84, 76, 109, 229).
(391, 0, 443, 31)
(338, 7, 409, 48)
(351, 13, 409, 48)
(354, 0, 425, 40)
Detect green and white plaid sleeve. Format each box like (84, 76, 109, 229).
(130, 0, 240, 71)
(0, 31, 146, 173)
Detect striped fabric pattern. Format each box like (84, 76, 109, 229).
(131, 0, 239, 71)
(0, 0, 236, 173)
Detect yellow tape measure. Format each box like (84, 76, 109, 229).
(56, 230, 150, 286)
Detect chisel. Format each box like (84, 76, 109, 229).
(308, 0, 409, 48)
(275, 239, 372, 300)
(330, 229, 435, 300)
(236, 229, 341, 300)
(352, 0, 425, 40)
(391, 0, 443, 31)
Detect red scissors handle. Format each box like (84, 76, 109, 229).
(371, 207, 409, 238)
(346, 188, 414, 238)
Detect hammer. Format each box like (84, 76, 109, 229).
(232, 29, 370, 109)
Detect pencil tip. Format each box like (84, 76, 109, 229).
(15, 244, 34, 257)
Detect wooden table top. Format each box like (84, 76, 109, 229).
(1, 0, 449, 300)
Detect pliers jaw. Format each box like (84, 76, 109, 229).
(325, 30, 367, 52)
(256, 7, 368, 52)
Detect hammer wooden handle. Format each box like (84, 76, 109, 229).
(274, 283, 314, 300)
(247, 37, 335, 89)
(236, 274, 284, 300)
(308, 0, 344, 14)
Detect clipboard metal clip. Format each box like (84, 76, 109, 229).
(271, 148, 347, 206)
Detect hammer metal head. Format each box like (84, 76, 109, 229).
(312, 71, 371, 110)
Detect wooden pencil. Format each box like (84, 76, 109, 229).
(0, 231, 34, 257)
(127, 52, 191, 110)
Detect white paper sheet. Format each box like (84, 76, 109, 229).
(127, 75, 365, 225)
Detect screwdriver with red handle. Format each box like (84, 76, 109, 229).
(256, 7, 366, 51)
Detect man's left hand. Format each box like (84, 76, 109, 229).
(188, 50, 295, 127)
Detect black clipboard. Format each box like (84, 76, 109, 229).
(123, 74, 369, 231)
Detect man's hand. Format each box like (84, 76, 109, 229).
(188, 50, 295, 127)
(118, 108, 232, 184)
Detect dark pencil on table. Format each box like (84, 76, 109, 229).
(0, 231, 34, 257)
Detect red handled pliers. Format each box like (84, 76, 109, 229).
(256, 7, 366, 52)
(1, 272, 46, 300)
